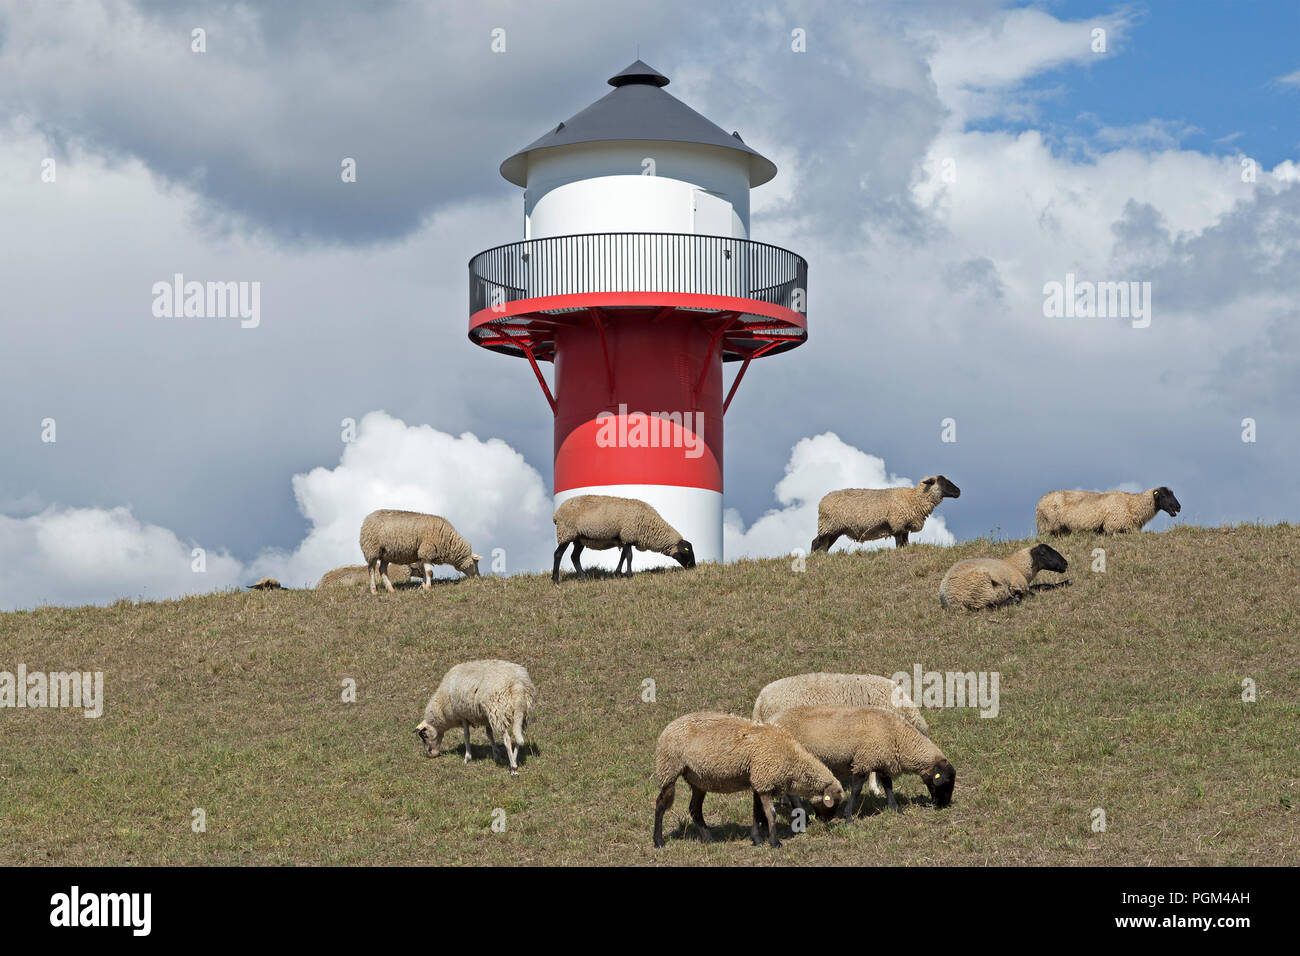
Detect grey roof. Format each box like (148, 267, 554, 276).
(499, 60, 777, 188)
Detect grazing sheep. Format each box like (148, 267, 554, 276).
(359, 509, 480, 594)
(768, 705, 955, 817)
(247, 578, 283, 590)
(653, 712, 843, 848)
(415, 660, 536, 776)
(316, 563, 420, 589)
(1035, 486, 1181, 536)
(811, 475, 961, 552)
(939, 543, 1069, 611)
(753, 672, 928, 797)
(552, 494, 695, 584)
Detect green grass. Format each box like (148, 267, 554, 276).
(1, 523, 1297, 865)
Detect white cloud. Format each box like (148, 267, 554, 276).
(249, 411, 552, 586)
(0, 505, 244, 609)
(724, 433, 956, 560)
(1275, 68, 1300, 88)
(0, 412, 552, 609)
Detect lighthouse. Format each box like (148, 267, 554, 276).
(468, 60, 808, 564)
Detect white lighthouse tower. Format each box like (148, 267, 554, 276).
(468, 61, 808, 565)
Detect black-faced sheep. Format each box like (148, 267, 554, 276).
(359, 509, 480, 594)
(938, 543, 1069, 610)
(415, 659, 536, 775)
(552, 494, 695, 584)
(752, 672, 929, 798)
(653, 712, 842, 849)
(811, 475, 961, 552)
(1035, 487, 1181, 535)
(767, 705, 955, 817)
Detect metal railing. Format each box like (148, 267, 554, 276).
(468, 232, 807, 316)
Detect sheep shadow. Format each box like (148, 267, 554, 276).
(457, 740, 542, 769)
(664, 818, 806, 846)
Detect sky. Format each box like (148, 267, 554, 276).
(0, 0, 1296, 609)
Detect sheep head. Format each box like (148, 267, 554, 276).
(810, 778, 844, 820)
(923, 758, 956, 808)
(458, 553, 481, 576)
(1029, 543, 1068, 574)
(919, 475, 961, 501)
(668, 540, 696, 569)
(415, 721, 437, 758)
(1153, 487, 1181, 517)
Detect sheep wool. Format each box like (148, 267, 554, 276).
(552, 494, 695, 583)
(938, 543, 1069, 611)
(653, 711, 842, 848)
(317, 564, 420, 588)
(359, 509, 480, 593)
(768, 705, 955, 815)
(752, 671, 928, 799)
(1035, 486, 1181, 536)
(416, 659, 536, 775)
(811, 475, 961, 551)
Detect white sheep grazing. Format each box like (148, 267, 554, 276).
(753, 672, 928, 798)
(415, 660, 536, 775)
(939, 543, 1069, 611)
(653, 712, 843, 849)
(1035, 486, 1180, 535)
(811, 475, 961, 552)
(316, 564, 421, 588)
(552, 494, 695, 584)
(359, 509, 481, 594)
(767, 706, 955, 817)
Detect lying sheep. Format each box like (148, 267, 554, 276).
(768, 706, 955, 817)
(247, 578, 283, 590)
(359, 509, 480, 594)
(653, 712, 843, 848)
(753, 672, 927, 797)
(811, 475, 961, 552)
(552, 494, 695, 584)
(939, 543, 1069, 611)
(316, 563, 420, 588)
(1035, 486, 1181, 535)
(415, 659, 536, 775)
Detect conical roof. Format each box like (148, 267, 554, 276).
(499, 61, 777, 187)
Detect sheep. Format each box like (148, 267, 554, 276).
(753, 672, 928, 798)
(767, 705, 955, 817)
(247, 578, 283, 590)
(1035, 486, 1181, 536)
(939, 543, 1069, 611)
(359, 509, 480, 594)
(415, 659, 536, 775)
(811, 475, 961, 552)
(653, 712, 843, 848)
(552, 494, 695, 584)
(316, 563, 421, 589)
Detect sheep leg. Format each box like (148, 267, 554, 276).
(421, 562, 432, 590)
(867, 771, 884, 797)
(788, 792, 805, 819)
(751, 791, 766, 845)
(485, 725, 499, 760)
(551, 542, 569, 584)
(880, 773, 899, 812)
(571, 541, 586, 579)
(380, 560, 395, 593)
(653, 780, 676, 848)
(503, 733, 519, 775)
(688, 786, 713, 843)
(462, 720, 472, 764)
(368, 560, 378, 594)
(845, 775, 866, 821)
(614, 546, 626, 575)
(761, 793, 780, 848)
(893, 531, 909, 548)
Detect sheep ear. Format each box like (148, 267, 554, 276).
(823, 794, 835, 806)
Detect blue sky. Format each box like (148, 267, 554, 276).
(980, 1, 1300, 164)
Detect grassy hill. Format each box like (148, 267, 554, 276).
(1, 524, 1296, 866)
